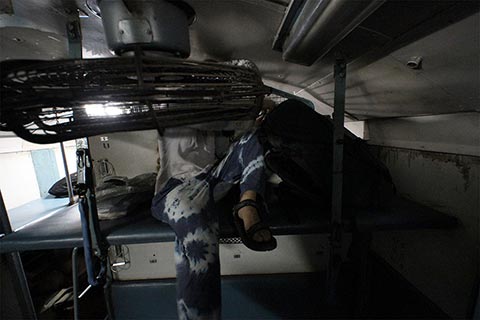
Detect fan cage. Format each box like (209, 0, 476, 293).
(0, 57, 268, 143)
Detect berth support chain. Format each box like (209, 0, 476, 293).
(75, 147, 114, 319)
(77, 148, 108, 287)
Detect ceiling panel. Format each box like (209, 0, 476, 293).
(310, 13, 480, 119)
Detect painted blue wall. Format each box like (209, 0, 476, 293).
(31, 149, 60, 198)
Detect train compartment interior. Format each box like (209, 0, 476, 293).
(0, 0, 479, 319)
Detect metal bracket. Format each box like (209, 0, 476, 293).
(76, 149, 87, 190)
(109, 245, 131, 272)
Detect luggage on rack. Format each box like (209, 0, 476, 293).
(259, 99, 395, 209)
(95, 173, 157, 220)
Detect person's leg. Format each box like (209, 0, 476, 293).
(212, 131, 266, 196)
(212, 130, 273, 242)
(149, 130, 273, 318)
(237, 190, 271, 242)
(174, 221, 221, 320)
(152, 178, 221, 319)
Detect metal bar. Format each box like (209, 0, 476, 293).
(78, 284, 92, 299)
(0, 190, 12, 235)
(76, 148, 112, 320)
(60, 142, 75, 205)
(104, 255, 115, 320)
(82, 148, 106, 258)
(282, 0, 385, 65)
(1, 175, 35, 320)
(0, 190, 36, 318)
(326, 58, 347, 304)
(267, 86, 316, 110)
(66, 10, 105, 260)
(272, 0, 306, 51)
(331, 59, 346, 239)
(6, 252, 37, 319)
(79, 147, 112, 318)
(72, 247, 80, 320)
(352, 232, 373, 316)
(134, 46, 164, 135)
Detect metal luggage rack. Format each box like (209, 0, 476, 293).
(0, 57, 268, 144)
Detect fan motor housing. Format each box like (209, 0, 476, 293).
(98, 0, 194, 57)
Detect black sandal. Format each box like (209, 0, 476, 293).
(232, 199, 277, 251)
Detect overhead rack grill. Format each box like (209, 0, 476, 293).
(0, 57, 267, 143)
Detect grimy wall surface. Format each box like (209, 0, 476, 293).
(367, 113, 479, 318)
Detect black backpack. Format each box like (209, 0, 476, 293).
(48, 173, 78, 198)
(259, 99, 395, 209)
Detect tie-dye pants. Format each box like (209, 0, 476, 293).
(151, 130, 266, 320)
